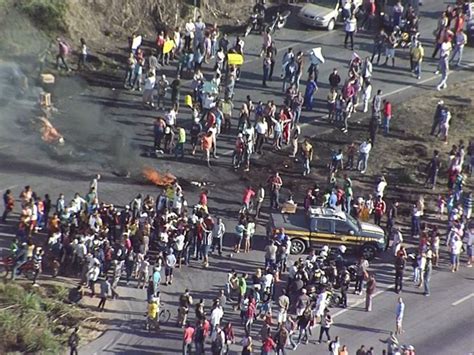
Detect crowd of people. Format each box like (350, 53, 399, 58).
(2, 0, 474, 355)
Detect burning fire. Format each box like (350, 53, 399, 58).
(38, 117, 64, 144)
(143, 166, 176, 186)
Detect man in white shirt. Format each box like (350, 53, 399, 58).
(165, 107, 177, 127)
(211, 218, 225, 256)
(142, 71, 156, 107)
(255, 118, 268, 154)
(165, 249, 177, 285)
(375, 175, 387, 198)
(357, 140, 372, 174)
(450, 235, 463, 272)
(184, 18, 195, 50)
(210, 301, 224, 329)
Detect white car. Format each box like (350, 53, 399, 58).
(298, 0, 363, 31)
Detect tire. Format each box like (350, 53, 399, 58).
(24, 269, 36, 281)
(289, 238, 306, 255)
(327, 18, 335, 31)
(361, 244, 377, 261)
(278, 18, 288, 29)
(329, 294, 340, 307)
(159, 309, 171, 325)
(0, 264, 10, 279)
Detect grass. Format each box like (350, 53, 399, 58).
(0, 282, 93, 353)
(16, 0, 68, 33)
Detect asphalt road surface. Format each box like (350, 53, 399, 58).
(0, 0, 473, 354)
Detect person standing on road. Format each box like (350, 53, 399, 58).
(449, 234, 462, 272)
(354, 256, 369, 295)
(357, 139, 372, 174)
(304, 74, 318, 111)
(371, 29, 386, 65)
(2, 189, 14, 222)
(384, 31, 397, 67)
(201, 131, 213, 168)
(97, 277, 111, 312)
(394, 249, 406, 295)
(329, 336, 341, 355)
(365, 274, 376, 312)
(362, 79, 372, 113)
(301, 139, 314, 177)
(329, 68, 341, 90)
(263, 51, 272, 87)
(267, 172, 283, 210)
(255, 184, 265, 220)
(344, 15, 357, 50)
(436, 40, 451, 91)
(318, 308, 333, 343)
(395, 297, 405, 335)
(382, 100, 392, 136)
(423, 249, 433, 296)
(183, 322, 195, 355)
(450, 30, 467, 67)
(411, 41, 424, 79)
(211, 217, 225, 256)
(281, 48, 295, 78)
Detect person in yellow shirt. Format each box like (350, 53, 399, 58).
(146, 296, 160, 330)
(175, 126, 186, 159)
(410, 41, 424, 80)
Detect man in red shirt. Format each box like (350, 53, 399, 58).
(182, 322, 195, 355)
(261, 334, 276, 355)
(373, 196, 386, 226)
(383, 99, 392, 136)
(242, 186, 256, 211)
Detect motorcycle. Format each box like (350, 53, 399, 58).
(244, 12, 265, 37)
(265, 10, 291, 35)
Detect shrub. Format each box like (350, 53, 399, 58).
(17, 0, 68, 32)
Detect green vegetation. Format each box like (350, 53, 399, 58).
(0, 283, 91, 354)
(16, 0, 68, 33)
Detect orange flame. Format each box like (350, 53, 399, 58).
(142, 166, 176, 186)
(38, 117, 64, 144)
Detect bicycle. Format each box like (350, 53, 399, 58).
(144, 303, 171, 332)
(0, 257, 35, 280)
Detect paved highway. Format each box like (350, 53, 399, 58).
(0, 0, 473, 354)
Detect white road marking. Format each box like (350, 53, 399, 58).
(0, 184, 18, 192)
(451, 293, 474, 307)
(332, 284, 394, 318)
